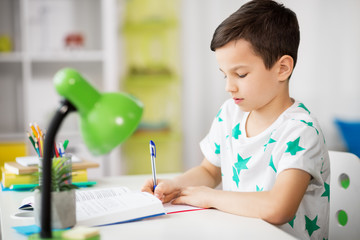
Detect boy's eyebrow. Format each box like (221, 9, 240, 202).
(219, 65, 248, 73)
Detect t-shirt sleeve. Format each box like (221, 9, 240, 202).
(200, 119, 222, 167)
(199, 104, 228, 167)
(274, 121, 325, 185)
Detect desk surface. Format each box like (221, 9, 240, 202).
(0, 174, 295, 239)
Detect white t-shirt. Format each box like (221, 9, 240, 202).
(200, 99, 330, 240)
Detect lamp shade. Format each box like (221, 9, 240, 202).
(54, 68, 143, 155)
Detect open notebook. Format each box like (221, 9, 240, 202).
(21, 187, 203, 227)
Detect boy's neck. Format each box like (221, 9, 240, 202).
(245, 95, 294, 138)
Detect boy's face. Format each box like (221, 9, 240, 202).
(215, 39, 284, 113)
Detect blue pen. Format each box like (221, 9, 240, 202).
(149, 140, 157, 191)
(58, 143, 64, 157)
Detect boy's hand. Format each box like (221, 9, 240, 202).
(172, 186, 215, 209)
(141, 178, 180, 203)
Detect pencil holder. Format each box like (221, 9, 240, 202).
(34, 154, 76, 229)
(34, 189, 76, 229)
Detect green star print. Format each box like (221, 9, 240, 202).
(288, 215, 296, 228)
(269, 155, 277, 173)
(305, 215, 320, 237)
(214, 143, 220, 154)
(321, 182, 330, 202)
(300, 120, 319, 135)
(232, 123, 241, 139)
(285, 137, 305, 155)
(298, 103, 310, 114)
(216, 108, 223, 122)
(232, 166, 240, 187)
(264, 137, 276, 151)
(256, 185, 263, 192)
(234, 154, 251, 174)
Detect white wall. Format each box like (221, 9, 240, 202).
(181, 0, 360, 169)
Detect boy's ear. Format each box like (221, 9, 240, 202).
(277, 55, 294, 82)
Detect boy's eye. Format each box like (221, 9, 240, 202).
(238, 73, 248, 78)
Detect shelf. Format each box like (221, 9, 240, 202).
(0, 0, 116, 173)
(0, 52, 23, 62)
(29, 50, 104, 62)
(0, 51, 102, 63)
(0, 132, 26, 142)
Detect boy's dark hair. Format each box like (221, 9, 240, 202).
(210, 0, 300, 70)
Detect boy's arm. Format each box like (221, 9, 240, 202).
(173, 167, 311, 225)
(173, 158, 222, 188)
(144, 158, 221, 203)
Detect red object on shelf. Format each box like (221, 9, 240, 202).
(64, 33, 84, 49)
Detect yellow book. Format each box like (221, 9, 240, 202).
(72, 169, 88, 183)
(0, 142, 27, 177)
(1, 167, 88, 188)
(1, 167, 37, 188)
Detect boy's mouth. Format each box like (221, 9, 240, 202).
(233, 97, 244, 104)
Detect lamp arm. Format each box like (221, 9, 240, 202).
(40, 99, 76, 238)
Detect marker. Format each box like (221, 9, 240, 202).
(34, 122, 43, 138)
(54, 142, 60, 158)
(63, 139, 69, 150)
(27, 132, 37, 155)
(34, 142, 40, 157)
(149, 140, 157, 191)
(29, 123, 39, 139)
(58, 143, 64, 157)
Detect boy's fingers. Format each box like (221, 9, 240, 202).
(154, 182, 166, 198)
(154, 181, 179, 202)
(163, 191, 180, 203)
(141, 178, 155, 193)
(171, 195, 186, 205)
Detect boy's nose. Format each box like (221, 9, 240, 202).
(225, 78, 237, 93)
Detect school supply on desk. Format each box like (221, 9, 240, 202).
(75, 187, 165, 226)
(11, 181, 97, 192)
(16, 155, 81, 167)
(4, 160, 99, 175)
(1, 167, 37, 188)
(76, 188, 204, 225)
(62, 226, 100, 240)
(164, 202, 205, 214)
(27, 122, 71, 158)
(1, 165, 91, 189)
(18, 187, 203, 226)
(149, 140, 157, 190)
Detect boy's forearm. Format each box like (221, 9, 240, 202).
(206, 169, 310, 225)
(207, 190, 276, 222)
(174, 158, 221, 189)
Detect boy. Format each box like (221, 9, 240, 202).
(142, 1, 330, 239)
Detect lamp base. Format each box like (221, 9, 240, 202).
(28, 231, 100, 240)
(28, 230, 65, 240)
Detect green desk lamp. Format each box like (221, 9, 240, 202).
(38, 68, 143, 238)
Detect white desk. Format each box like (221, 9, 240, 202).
(0, 174, 296, 239)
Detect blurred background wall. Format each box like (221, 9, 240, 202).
(180, 0, 360, 169)
(0, 0, 359, 177)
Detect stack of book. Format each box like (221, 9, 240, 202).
(1, 156, 99, 191)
